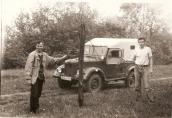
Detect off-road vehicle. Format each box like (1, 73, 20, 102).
(53, 38, 138, 92)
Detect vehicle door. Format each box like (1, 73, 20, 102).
(105, 48, 125, 79)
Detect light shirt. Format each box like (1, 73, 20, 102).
(134, 46, 152, 65)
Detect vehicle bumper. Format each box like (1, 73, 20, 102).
(53, 69, 79, 81)
(61, 75, 72, 81)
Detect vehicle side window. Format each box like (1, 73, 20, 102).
(107, 49, 121, 64)
(130, 45, 135, 50)
(111, 50, 119, 58)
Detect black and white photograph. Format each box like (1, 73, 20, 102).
(0, 0, 172, 117)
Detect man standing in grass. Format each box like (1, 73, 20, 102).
(133, 37, 154, 102)
(25, 42, 67, 113)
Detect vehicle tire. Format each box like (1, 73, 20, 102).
(86, 73, 103, 93)
(125, 71, 135, 88)
(58, 78, 72, 89)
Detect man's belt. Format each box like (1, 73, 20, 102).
(137, 65, 149, 67)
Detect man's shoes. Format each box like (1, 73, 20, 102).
(135, 90, 141, 102)
(136, 93, 142, 101)
(30, 108, 37, 114)
(146, 93, 154, 103)
(30, 110, 36, 114)
(145, 89, 154, 103)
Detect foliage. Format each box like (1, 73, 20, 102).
(3, 3, 172, 68)
(119, 3, 172, 64)
(3, 2, 125, 69)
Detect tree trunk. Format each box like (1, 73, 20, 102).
(78, 23, 85, 107)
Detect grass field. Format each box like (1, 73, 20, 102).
(0, 65, 172, 117)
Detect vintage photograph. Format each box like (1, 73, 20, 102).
(0, 0, 172, 117)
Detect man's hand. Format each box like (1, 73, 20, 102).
(25, 77, 32, 85)
(27, 79, 32, 85)
(149, 69, 153, 73)
(149, 67, 153, 78)
(55, 55, 69, 63)
(62, 55, 69, 60)
(149, 66, 153, 73)
(55, 55, 69, 64)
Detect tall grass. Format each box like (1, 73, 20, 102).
(0, 65, 172, 117)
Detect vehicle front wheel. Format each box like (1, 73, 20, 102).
(125, 71, 135, 88)
(58, 78, 72, 89)
(86, 73, 103, 93)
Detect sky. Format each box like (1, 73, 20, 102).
(1, 0, 172, 27)
(1, 0, 172, 51)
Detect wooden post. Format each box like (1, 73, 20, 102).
(78, 23, 85, 107)
(0, 0, 2, 95)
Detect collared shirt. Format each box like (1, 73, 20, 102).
(38, 53, 44, 74)
(134, 46, 152, 65)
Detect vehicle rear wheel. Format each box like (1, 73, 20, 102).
(58, 78, 72, 89)
(126, 71, 135, 88)
(86, 73, 103, 93)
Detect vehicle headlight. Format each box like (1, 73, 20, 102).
(76, 70, 79, 75)
(57, 65, 64, 73)
(75, 69, 85, 77)
(57, 68, 62, 73)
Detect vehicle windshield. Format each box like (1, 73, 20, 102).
(84, 45, 107, 57)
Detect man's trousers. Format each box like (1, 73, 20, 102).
(30, 77, 44, 113)
(134, 65, 154, 102)
(134, 65, 149, 94)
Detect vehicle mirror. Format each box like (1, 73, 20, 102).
(120, 57, 125, 63)
(108, 55, 111, 57)
(101, 56, 105, 60)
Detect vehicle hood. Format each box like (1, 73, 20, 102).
(65, 56, 102, 64)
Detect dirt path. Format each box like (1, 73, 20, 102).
(1, 76, 172, 98)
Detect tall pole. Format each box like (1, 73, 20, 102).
(0, 0, 3, 96)
(78, 23, 85, 107)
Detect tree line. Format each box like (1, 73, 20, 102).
(2, 3, 172, 69)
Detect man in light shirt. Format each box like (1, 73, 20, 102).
(133, 37, 153, 102)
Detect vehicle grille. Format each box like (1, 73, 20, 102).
(64, 63, 78, 76)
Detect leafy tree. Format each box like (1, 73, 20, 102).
(120, 3, 172, 64)
(3, 2, 97, 69)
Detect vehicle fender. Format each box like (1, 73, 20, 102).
(127, 65, 135, 75)
(83, 67, 106, 81)
(53, 69, 61, 78)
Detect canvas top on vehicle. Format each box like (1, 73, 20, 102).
(85, 38, 139, 61)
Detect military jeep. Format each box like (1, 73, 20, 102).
(53, 38, 139, 92)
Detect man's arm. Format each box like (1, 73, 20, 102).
(148, 47, 153, 73)
(133, 55, 136, 62)
(54, 55, 68, 63)
(25, 52, 35, 84)
(149, 56, 153, 73)
(25, 53, 34, 77)
(46, 53, 68, 64)
(132, 50, 136, 62)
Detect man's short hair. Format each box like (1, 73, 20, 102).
(138, 37, 146, 41)
(36, 42, 44, 49)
